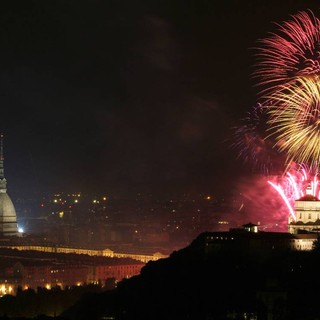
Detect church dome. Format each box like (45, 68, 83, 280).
(297, 194, 319, 201)
(0, 134, 18, 238)
(0, 192, 18, 237)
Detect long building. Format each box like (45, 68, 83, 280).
(196, 224, 318, 255)
(2, 244, 167, 263)
(0, 248, 146, 296)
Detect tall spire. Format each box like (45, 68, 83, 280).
(0, 133, 4, 179)
(0, 133, 18, 237)
(0, 134, 7, 192)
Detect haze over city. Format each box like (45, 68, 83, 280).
(0, 0, 319, 236)
(0, 0, 316, 201)
(2, 1, 320, 319)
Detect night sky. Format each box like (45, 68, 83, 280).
(0, 0, 319, 198)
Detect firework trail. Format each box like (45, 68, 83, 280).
(267, 180, 296, 220)
(253, 10, 320, 98)
(267, 163, 320, 221)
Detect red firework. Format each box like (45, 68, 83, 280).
(253, 9, 320, 98)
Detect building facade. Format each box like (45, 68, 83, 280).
(0, 259, 145, 296)
(288, 187, 320, 235)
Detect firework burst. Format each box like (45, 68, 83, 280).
(253, 10, 320, 98)
(233, 9, 320, 223)
(267, 76, 320, 167)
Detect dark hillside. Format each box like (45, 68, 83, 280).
(62, 232, 320, 320)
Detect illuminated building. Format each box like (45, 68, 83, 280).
(288, 186, 320, 235)
(5, 244, 167, 263)
(0, 134, 18, 237)
(197, 225, 317, 254)
(1, 257, 145, 292)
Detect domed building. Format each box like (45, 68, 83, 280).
(288, 186, 320, 235)
(0, 134, 18, 238)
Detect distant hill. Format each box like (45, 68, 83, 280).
(61, 231, 320, 320)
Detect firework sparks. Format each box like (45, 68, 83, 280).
(233, 9, 320, 223)
(231, 103, 284, 174)
(267, 76, 320, 167)
(253, 10, 320, 98)
(267, 163, 320, 221)
(268, 180, 296, 221)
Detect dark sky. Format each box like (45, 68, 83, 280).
(0, 0, 319, 198)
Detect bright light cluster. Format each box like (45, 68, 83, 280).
(0, 283, 13, 296)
